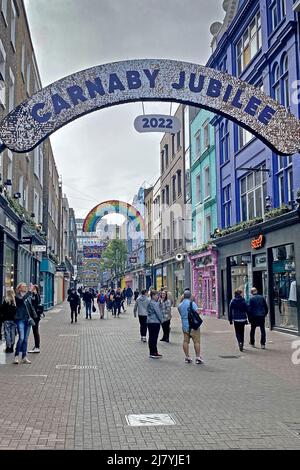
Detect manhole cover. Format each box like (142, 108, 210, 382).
(125, 414, 176, 426)
(219, 355, 241, 359)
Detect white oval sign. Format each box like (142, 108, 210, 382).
(134, 114, 181, 134)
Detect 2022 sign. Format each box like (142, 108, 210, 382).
(134, 114, 181, 134)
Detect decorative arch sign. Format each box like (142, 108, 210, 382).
(0, 59, 299, 155)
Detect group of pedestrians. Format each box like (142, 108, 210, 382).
(0, 283, 44, 364)
(229, 287, 269, 351)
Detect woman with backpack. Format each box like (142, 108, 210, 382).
(229, 289, 249, 352)
(97, 289, 106, 319)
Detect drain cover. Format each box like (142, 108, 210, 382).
(125, 414, 176, 427)
(219, 355, 241, 359)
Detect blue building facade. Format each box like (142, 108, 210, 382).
(208, 0, 300, 334)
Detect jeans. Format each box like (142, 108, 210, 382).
(127, 296, 132, 306)
(85, 302, 92, 319)
(250, 317, 266, 345)
(233, 321, 247, 346)
(113, 303, 121, 316)
(32, 318, 41, 348)
(161, 320, 171, 341)
(15, 320, 31, 358)
(138, 315, 147, 338)
(71, 307, 78, 322)
(4, 321, 17, 348)
(147, 323, 160, 355)
(98, 303, 105, 318)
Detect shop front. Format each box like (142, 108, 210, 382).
(40, 257, 56, 310)
(190, 246, 218, 316)
(215, 211, 300, 335)
(0, 203, 21, 298)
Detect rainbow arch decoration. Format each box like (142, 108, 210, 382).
(83, 200, 145, 233)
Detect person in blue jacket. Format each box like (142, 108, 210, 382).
(229, 289, 248, 352)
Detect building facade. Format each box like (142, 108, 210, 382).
(208, 0, 300, 334)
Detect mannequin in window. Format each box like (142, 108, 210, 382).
(288, 273, 297, 304)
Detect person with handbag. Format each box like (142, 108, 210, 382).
(14, 283, 37, 364)
(178, 290, 203, 364)
(146, 290, 164, 359)
(28, 285, 43, 353)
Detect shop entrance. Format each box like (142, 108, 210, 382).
(252, 270, 268, 297)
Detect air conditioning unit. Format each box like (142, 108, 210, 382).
(175, 253, 184, 262)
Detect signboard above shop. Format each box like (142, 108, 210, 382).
(134, 114, 181, 134)
(32, 245, 47, 252)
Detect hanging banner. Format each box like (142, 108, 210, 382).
(134, 114, 181, 134)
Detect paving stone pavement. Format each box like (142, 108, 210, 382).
(0, 302, 299, 450)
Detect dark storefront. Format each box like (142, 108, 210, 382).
(215, 211, 300, 336)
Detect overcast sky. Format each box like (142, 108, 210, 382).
(24, 0, 224, 219)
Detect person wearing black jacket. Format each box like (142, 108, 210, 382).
(248, 287, 269, 349)
(0, 288, 17, 353)
(67, 289, 80, 323)
(113, 288, 123, 318)
(82, 289, 94, 319)
(28, 285, 43, 353)
(14, 283, 37, 364)
(229, 289, 248, 352)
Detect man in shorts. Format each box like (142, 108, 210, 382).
(178, 290, 203, 364)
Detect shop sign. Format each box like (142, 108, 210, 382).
(5, 217, 17, 234)
(145, 269, 152, 276)
(134, 114, 181, 134)
(32, 245, 46, 252)
(195, 256, 212, 267)
(251, 235, 265, 250)
(56, 264, 67, 272)
(1, 59, 299, 156)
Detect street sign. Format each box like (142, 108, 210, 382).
(32, 245, 46, 252)
(134, 114, 181, 134)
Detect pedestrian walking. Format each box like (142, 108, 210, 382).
(159, 290, 172, 343)
(14, 283, 37, 364)
(125, 286, 133, 306)
(178, 290, 203, 364)
(248, 287, 269, 349)
(134, 289, 139, 301)
(0, 288, 17, 353)
(229, 289, 248, 352)
(82, 288, 93, 319)
(97, 289, 106, 319)
(67, 288, 80, 323)
(121, 289, 126, 312)
(113, 288, 123, 318)
(133, 289, 150, 342)
(147, 290, 164, 359)
(28, 285, 43, 353)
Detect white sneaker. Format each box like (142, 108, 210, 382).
(21, 357, 31, 364)
(28, 348, 40, 353)
(13, 356, 19, 364)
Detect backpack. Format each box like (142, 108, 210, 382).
(98, 294, 105, 304)
(188, 302, 203, 331)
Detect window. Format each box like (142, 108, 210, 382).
(205, 215, 211, 242)
(204, 166, 210, 199)
(171, 133, 175, 157)
(161, 150, 164, 174)
(236, 12, 262, 75)
(39, 147, 43, 182)
(287, 168, 293, 203)
(165, 185, 169, 205)
(240, 165, 267, 221)
(21, 44, 25, 78)
(195, 131, 200, 156)
(203, 121, 210, 148)
(34, 191, 39, 223)
(239, 127, 254, 149)
(26, 62, 31, 94)
(11, 0, 16, 51)
(1, 0, 8, 25)
(185, 150, 191, 201)
(222, 185, 231, 228)
(177, 170, 182, 195)
(269, 0, 286, 32)
(184, 107, 190, 151)
(164, 144, 169, 168)
(196, 174, 201, 204)
(34, 147, 39, 177)
(176, 130, 181, 150)
(7, 150, 12, 196)
(172, 175, 176, 202)
(272, 55, 289, 107)
(277, 154, 293, 205)
(8, 68, 14, 112)
(220, 120, 229, 163)
(196, 220, 202, 247)
(0, 39, 6, 107)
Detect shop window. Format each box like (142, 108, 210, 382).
(236, 11, 262, 75)
(271, 243, 298, 330)
(240, 164, 267, 221)
(229, 253, 252, 301)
